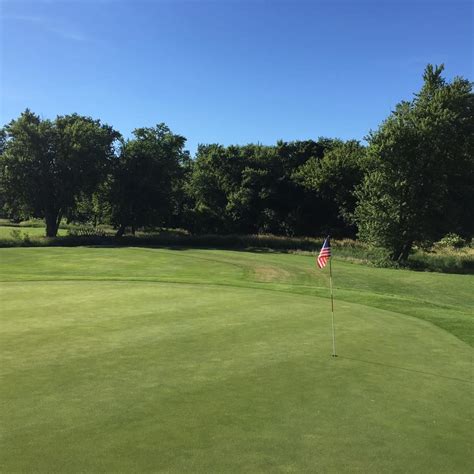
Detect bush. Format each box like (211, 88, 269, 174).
(435, 233, 466, 249)
(408, 251, 474, 274)
(68, 225, 107, 238)
(8, 229, 33, 246)
(9, 229, 22, 240)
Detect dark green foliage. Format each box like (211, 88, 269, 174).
(0, 110, 120, 236)
(294, 140, 367, 234)
(0, 64, 472, 255)
(108, 124, 189, 236)
(188, 139, 354, 236)
(354, 65, 474, 261)
(68, 184, 112, 227)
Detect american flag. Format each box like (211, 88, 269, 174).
(317, 236, 331, 269)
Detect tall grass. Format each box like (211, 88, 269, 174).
(408, 247, 474, 274)
(0, 217, 80, 230)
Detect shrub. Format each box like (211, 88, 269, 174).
(9, 229, 22, 241)
(435, 233, 466, 249)
(68, 225, 107, 238)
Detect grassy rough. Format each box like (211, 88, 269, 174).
(0, 225, 67, 240)
(0, 247, 472, 472)
(0, 226, 472, 274)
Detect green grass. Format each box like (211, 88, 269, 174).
(0, 247, 472, 472)
(0, 225, 67, 240)
(0, 222, 472, 274)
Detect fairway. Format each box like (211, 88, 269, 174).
(1, 248, 472, 472)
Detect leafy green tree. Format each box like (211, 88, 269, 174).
(186, 144, 233, 233)
(225, 146, 277, 234)
(69, 185, 112, 227)
(109, 124, 189, 236)
(0, 110, 120, 236)
(354, 65, 474, 261)
(188, 139, 339, 236)
(192, 140, 323, 234)
(293, 140, 367, 234)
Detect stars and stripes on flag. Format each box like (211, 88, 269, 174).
(317, 236, 331, 269)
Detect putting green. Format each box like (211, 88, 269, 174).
(0, 248, 472, 472)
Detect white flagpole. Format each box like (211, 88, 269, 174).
(329, 256, 337, 357)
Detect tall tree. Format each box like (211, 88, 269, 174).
(293, 140, 367, 235)
(225, 146, 278, 234)
(0, 110, 120, 236)
(188, 139, 339, 236)
(186, 144, 234, 233)
(354, 65, 474, 261)
(109, 124, 189, 236)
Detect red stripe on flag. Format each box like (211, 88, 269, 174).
(316, 238, 331, 269)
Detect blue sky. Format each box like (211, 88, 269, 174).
(1, 0, 472, 154)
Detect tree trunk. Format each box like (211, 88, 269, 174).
(55, 211, 63, 235)
(115, 224, 126, 238)
(396, 240, 413, 263)
(45, 210, 60, 237)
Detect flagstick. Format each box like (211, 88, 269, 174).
(329, 257, 337, 357)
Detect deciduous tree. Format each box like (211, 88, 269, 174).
(109, 124, 189, 236)
(354, 65, 474, 261)
(0, 110, 120, 236)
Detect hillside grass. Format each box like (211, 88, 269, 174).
(0, 220, 472, 274)
(0, 247, 472, 472)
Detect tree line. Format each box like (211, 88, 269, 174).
(0, 65, 472, 262)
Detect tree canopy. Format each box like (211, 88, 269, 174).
(0, 110, 120, 236)
(108, 124, 189, 236)
(0, 65, 472, 261)
(354, 64, 473, 260)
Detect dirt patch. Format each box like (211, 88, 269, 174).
(253, 265, 291, 282)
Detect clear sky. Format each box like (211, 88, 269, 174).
(1, 0, 472, 155)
